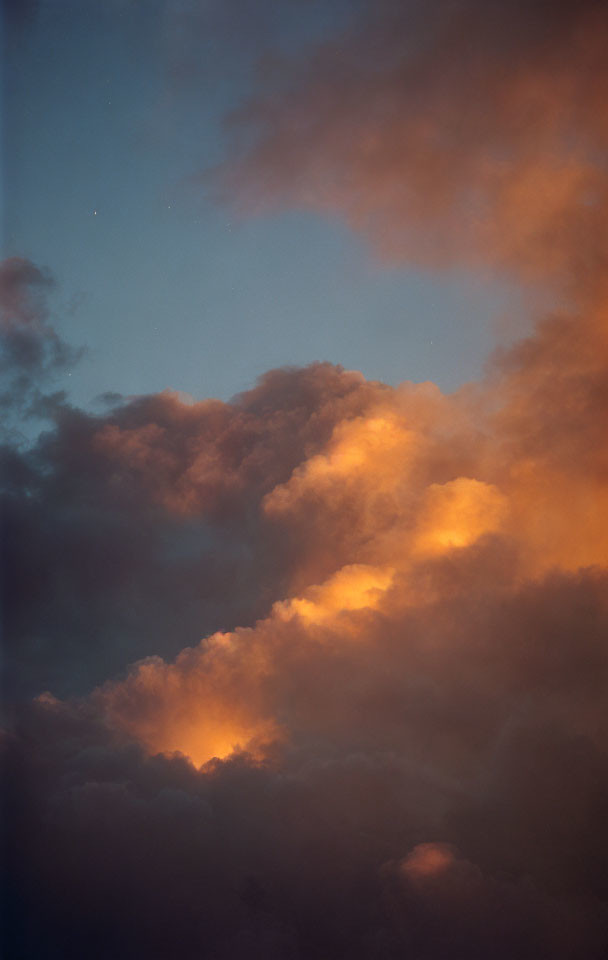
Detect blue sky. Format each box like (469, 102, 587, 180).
(4, 0, 521, 408)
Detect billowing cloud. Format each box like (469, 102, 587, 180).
(1, 362, 381, 703)
(6, 344, 604, 954)
(4, 1, 608, 957)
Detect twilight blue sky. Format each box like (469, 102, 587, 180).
(4, 0, 522, 408)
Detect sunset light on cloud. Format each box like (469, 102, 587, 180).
(3, 1, 608, 957)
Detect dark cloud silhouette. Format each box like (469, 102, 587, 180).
(4, 563, 608, 958)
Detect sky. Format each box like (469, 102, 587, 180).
(2, 1, 608, 959)
(4, 0, 523, 408)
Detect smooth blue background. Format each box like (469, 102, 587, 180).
(4, 0, 523, 407)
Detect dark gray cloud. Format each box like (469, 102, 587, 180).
(1, 362, 378, 704)
(0, 258, 82, 439)
(3, 564, 608, 959)
(0, 258, 77, 377)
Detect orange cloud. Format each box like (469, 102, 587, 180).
(30, 0, 604, 842)
(217, 0, 608, 290)
(274, 563, 395, 626)
(400, 843, 456, 880)
(92, 360, 607, 768)
(413, 478, 508, 556)
(96, 632, 283, 768)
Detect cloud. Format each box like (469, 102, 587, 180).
(5, 363, 608, 957)
(1, 363, 383, 704)
(5, 336, 606, 954)
(0, 258, 78, 378)
(4, 1, 608, 957)
(0, 258, 82, 438)
(216, 0, 608, 290)
(399, 842, 457, 880)
(5, 574, 608, 958)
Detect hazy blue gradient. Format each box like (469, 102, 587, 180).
(4, 0, 522, 407)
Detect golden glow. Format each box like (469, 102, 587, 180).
(147, 717, 279, 769)
(274, 563, 395, 625)
(95, 369, 608, 770)
(400, 843, 455, 879)
(414, 478, 508, 556)
(96, 640, 283, 769)
(264, 412, 419, 518)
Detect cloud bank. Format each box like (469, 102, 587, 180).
(3, 1, 608, 957)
